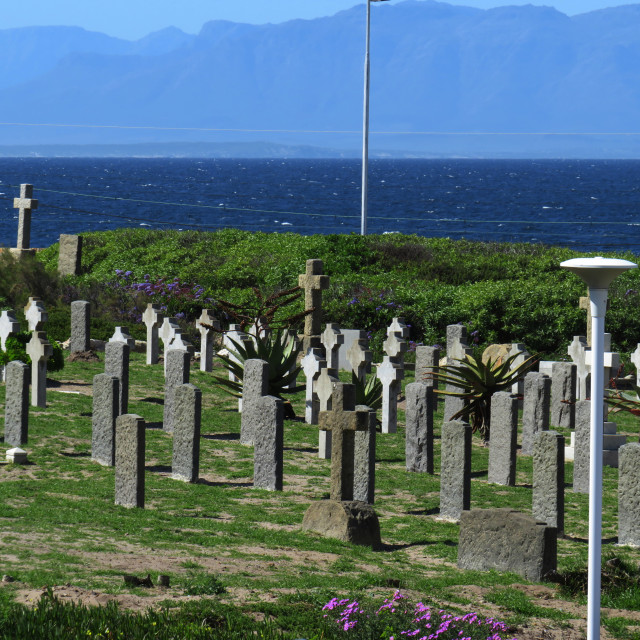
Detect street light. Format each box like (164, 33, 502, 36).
(560, 256, 637, 640)
(361, 0, 389, 236)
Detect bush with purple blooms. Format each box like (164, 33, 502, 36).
(320, 591, 517, 640)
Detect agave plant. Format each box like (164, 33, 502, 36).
(352, 371, 383, 413)
(606, 385, 640, 425)
(213, 328, 304, 418)
(426, 352, 538, 441)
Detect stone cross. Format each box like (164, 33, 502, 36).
(240, 359, 269, 446)
(115, 414, 145, 509)
(142, 304, 164, 365)
(70, 301, 90, 353)
(163, 349, 191, 434)
(321, 323, 343, 371)
(172, 383, 202, 483)
(346, 331, 372, 382)
(24, 297, 47, 332)
(487, 392, 518, 486)
(0, 309, 20, 351)
(301, 347, 325, 424)
(109, 326, 135, 348)
(105, 341, 130, 415)
(439, 420, 472, 522)
(4, 361, 30, 446)
(253, 395, 285, 491)
(618, 443, 640, 546)
(298, 259, 329, 351)
(160, 317, 180, 352)
(318, 383, 372, 502)
(196, 309, 219, 372)
(631, 344, 640, 386)
(383, 329, 407, 366)
(532, 430, 565, 535)
(26, 331, 52, 408)
(377, 356, 403, 434)
(316, 367, 339, 459)
(568, 335, 589, 400)
(521, 372, 551, 456)
(14, 184, 38, 250)
(444, 324, 472, 422)
(405, 382, 434, 474)
(92, 374, 119, 466)
(387, 317, 409, 340)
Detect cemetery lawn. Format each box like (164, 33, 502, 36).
(2, 354, 640, 639)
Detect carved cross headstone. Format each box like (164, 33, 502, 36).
(318, 383, 371, 502)
(109, 326, 135, 348)
(14, 184, 38, 250)
(383, 330, 407, 366)
(298, 259, 329, 351)
(387, 317, 409, 340)
(377, 356, 404, 434)
(142, 303, 164, 365)
(631, 344, 640, 386)
(160, 317, 180, 352)
(347, 331, 372, 382)
(316, 367, 339, 459)
(0, 309, 20, 351)
(196, 309, 219, 372)
(568, 335, 589, 400)
(26, 331, 52, 408)
(301, 348, 326, 425)
(321, 323, 343, 371)
(24, 297, 47, 332)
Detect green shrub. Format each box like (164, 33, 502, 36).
(0, 332, 64, 372)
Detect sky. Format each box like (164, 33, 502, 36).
(0, 0, 633, 40)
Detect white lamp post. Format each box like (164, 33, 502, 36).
(361, 0, 389, 236)
(560, 256, 637, 640)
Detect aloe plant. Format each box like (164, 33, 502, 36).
(426, 352, 538, 441)
(213, 328, 304, 418)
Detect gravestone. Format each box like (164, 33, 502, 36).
(240, 359, 269, 446)
(579, 295, 592, 347)
(585, 337, 620, 409)
(488, 392, 518, 486)
(14, 183, 38, 250)
(521, 372, 551, 456)
(70, 301, 91, 353)
(551, 362, 576, 429)
(354, 405, 377, 504)
(196, 309, 219, 372)
(92, 374, 120, 466)
(58, 234, 82, 276)
(24, 297, 47, 332)
(298, 259, 329, 352)
(105, 341, 130, 416)
(316, 367, 339, 458)
(253, 395, 284, 491)
(439, 420, 471, 522)
(115, 414, 145, 509)
(618, 442, 640, 547)
(302, 383, 381, 548)
(0, 309, 20, 383)
(163, 349, 191, 434)
(631, 344, 640, 387)
(26, 331, 52, 408)
(321, 323, 343, 372)
(405, 382, 434, 474)
(109, 326, 135, 348)
(568, 336, 589, 401)
(160, 317, 180, 373)
(172, 383, 201, 483)
(415, 345, 440, 393)
(458, 508, 557, 581)
(142, 304, 164, 365)
(346, 331, 371, 382)
(532, 430, 565, 535)
(573, 400, 591, 494)
(383, 326, 407, 366)
(301, 348, 325, 424)
(444, 324, 472, 422)
(4, 361, 29, 446)
(377, 356, 403, 434)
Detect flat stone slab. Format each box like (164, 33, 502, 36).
(302, 500, 381, 548)
(458, 508, 557, 581)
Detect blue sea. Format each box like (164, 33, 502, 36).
(0, 158, 639, 253)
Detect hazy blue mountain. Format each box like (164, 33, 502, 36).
(2, 0, 640, 156)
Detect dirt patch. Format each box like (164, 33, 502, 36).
(67, 351, 101, 364)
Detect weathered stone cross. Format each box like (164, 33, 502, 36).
(298, 259, 329, 350)
(13, 184, 38, 250)
(196, 309, 219, 372)
(26, 331, 52, 408)
(318, 383, 371, 502)
(347, 331, 372, 382)
(24, 297, 47, 332)
(0, 309, 20, 351)
(321, 323, 343, 371)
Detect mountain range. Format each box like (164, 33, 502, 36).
(2, 0, 640, 157)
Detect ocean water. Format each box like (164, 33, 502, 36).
(0, 157, 639, 252)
